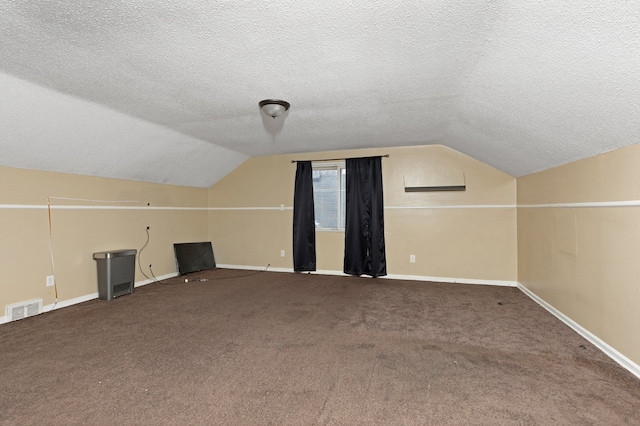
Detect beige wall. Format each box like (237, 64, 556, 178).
(5, 140, 638, 368)
(518, 143, 640, 366)
(208, 145, 518, 282)
(6, 139, 638, 369)
(0, 166, 209, 312)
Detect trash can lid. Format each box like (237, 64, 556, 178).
(93, 249, 137, 259)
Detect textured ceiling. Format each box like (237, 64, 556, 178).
(1, 1, 639, 187)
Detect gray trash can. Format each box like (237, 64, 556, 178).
(93, 249, 137, 300)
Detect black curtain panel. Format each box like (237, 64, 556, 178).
(343, 156, 387, 277)
(292, 161, 317, 272)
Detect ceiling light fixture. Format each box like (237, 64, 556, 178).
(259, 99, 290, 118)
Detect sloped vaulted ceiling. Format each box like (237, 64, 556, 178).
(1, 1, 639, 187)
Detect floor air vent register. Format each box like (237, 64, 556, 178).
(6, 299, 43, 321)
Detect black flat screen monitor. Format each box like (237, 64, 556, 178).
(173, 242, 216, 275)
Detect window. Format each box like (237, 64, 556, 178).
(312, 162, 346, 231)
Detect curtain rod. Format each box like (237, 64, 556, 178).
(291, 154, 389, 164)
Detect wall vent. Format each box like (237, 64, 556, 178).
(6, 299, 43, 321)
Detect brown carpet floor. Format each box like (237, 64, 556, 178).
(1, 269, 639, 425)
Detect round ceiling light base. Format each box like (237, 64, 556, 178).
(259, 99, 290, 118)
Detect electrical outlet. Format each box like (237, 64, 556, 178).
(46, 275, 55, 287)
(280, 250, 285, 257)
(409, 255, 416, 263)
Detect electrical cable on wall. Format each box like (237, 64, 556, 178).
(149, 265, 160, 283)
(46, 197, 59, 312)
(138, 227, 158, 283)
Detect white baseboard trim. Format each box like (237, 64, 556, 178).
(383, 273, 517, 287)
(42, 292, 99, 312)
(217, 264, 291, 273)
(135, 272, 179, 287)
(216, 264, 518, 287)
(517, 283, 640, 380)
(0, 273, 179, 325)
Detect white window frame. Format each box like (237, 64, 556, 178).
(312, 161, 346, 232)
